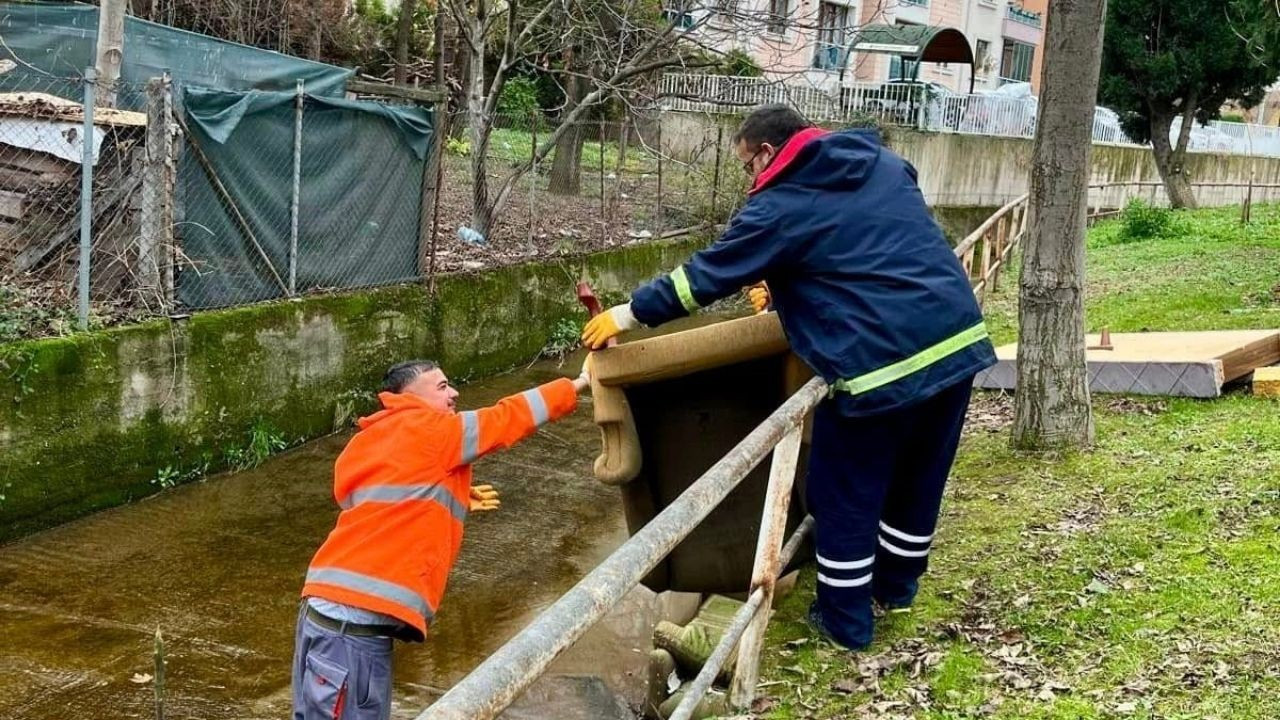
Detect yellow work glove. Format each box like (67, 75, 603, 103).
(581, 303, 639, 350)
(469, 484, 500, 512)
(746, 283, 771, 314)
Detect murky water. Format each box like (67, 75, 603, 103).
(0, 350, 696, 720)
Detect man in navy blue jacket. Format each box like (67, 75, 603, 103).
(582, 104, 996, 651)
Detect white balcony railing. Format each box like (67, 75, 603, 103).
(657, 73, 1280, 157)
(1005, 5, 1042, 27)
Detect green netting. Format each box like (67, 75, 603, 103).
(0, 1, 352, 107)
(178, 87, 434, 309)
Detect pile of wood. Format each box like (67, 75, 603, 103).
(0, 93, 148, 302)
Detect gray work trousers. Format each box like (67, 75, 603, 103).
(291, 604, 395, 720)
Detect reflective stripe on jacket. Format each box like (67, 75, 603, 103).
(301, 378, 578, 640)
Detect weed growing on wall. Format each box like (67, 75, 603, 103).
(224, 419, 290, 471)
(541, 317, 583, 359)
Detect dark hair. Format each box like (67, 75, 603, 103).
(381, 360, 440, 393)
(732, 104, 811, 151)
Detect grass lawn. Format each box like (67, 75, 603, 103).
(751, 204, 1280, 720)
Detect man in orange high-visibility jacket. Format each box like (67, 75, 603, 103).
(292, 359, 589, 720)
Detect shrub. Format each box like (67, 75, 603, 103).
(1117, 197, 1178, 243)
(446, 136, 471, 156)
(497, 77, 542, 124)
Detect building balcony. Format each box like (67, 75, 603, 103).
(1003, 7, 1043, 45)
(1006, 5, 1042, 27)
(895, 0, 930, 25)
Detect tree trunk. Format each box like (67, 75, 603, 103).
(1011, 0, 1105, 450)
(1148, 107, 1199, 209)
(394, 0, 418, 86)
(549, 68, 587, 196)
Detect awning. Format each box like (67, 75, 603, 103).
(847, 24, 975, 64)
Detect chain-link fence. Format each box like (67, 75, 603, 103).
(177, 85, 432, 309)
(426, 110, 740, 273)
(1, 72, 745, 342)
(0, 71, 153, 342)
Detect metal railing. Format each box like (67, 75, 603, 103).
(1171, 118, 1280, 158)
(417, 376, 829, 719)
(1005, 5, 1043, 27)
(932, 93, 1036, 137)
(659, 73, 1145, 145)
(660, 73, 1280, 156)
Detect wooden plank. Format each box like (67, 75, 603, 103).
(0, 151, 76, 176)
(0, 189, 26, 219)
(0, 165, 68, 191)
(1219, 333, 1280, 381)
(0, 91, 147, 127)
(346, 80, 444, 104)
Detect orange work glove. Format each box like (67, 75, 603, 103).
(746, 283, 771, 314)
(469, 484, 500, 512)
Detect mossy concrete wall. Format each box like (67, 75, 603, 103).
(0, 239, 705, 542)
(888, 131, 1280, 209)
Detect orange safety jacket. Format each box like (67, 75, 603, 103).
(301, 378, 579, 641)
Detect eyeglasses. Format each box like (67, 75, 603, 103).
(742, 147, 765, 175)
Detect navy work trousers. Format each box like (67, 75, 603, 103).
(806, 378, 973, 649)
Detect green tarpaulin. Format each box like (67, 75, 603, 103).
(0, 1, 352, 108)
(178, 87, 434, 309)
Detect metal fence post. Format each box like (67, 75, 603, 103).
(599, 120, 606, 245)
(79, 67, 97, 330)
(712, 125, 723, 219)
(529, 110, 536, 247)
(289, 79, 304, 296)
(656, 116, 664, 233)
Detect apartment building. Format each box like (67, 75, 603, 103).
(671, 0, 1047, 95)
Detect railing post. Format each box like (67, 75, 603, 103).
(990, 209, 1009, 294)
(78, 67, 97, 330)
(289, 79, 303, 296)
(977, 219, 994, 305)
(729, 424, 804, 709)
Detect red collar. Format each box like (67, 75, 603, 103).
(749, 127, 829, 194)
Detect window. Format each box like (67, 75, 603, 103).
(1000, 40, 1035, 84)
(889, 55, 920, 79)
(901, 0, 928, 5)
(767, 0, 788, 34)
(887, 19, 919, 80)
(662, 0, 696, 28)
(812, 2, 850, 71)
(975, 39, 991, 76)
